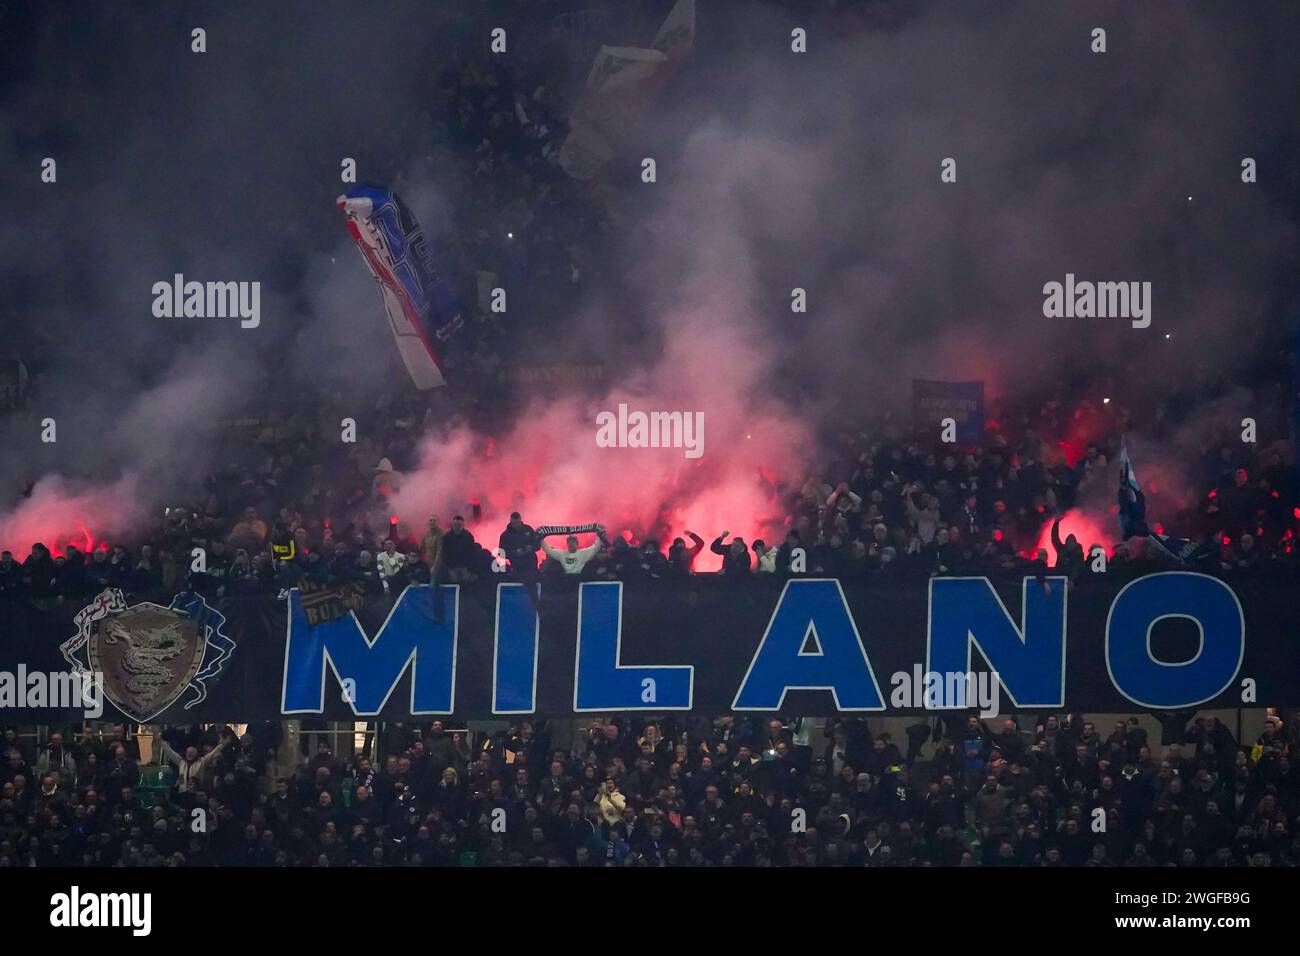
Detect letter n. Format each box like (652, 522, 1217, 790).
(927, 577, 1067, 708)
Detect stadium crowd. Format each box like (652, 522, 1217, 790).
(4, 2, 1296, 600)
(2, 709, 1297, 867)
(2, 390, 1297, 604)
(4, 1, 1299, 874)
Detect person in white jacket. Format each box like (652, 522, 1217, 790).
(157, 728, 233, 793)
(540, 525, 609, 574)
(752, 540, 778, 573)
(376, 538, 406, 592)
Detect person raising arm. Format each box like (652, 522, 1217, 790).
(540, 525, 609, 574)
(155, 726, 235, 793)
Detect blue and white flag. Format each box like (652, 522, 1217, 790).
(1117, 439, 1148, 540)
(1147, 531, 1217, 565)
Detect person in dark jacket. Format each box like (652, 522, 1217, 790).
(59, 546, 90, 596)
(774, 530, 803, 575)
(710, 532, 752, 578)
(637, 540, 669, 578)
(667, 531, 705, 575)
(269, 521, 296, 566)
(108, 546, 135, 590)
(499, 512, 539, 569)
(1049, 516, 1086, 585)
(22, 543, 56, 597)
(499, 512, 540, 606)
(0, 550, 21, 596)
(441, 515, 481, 581)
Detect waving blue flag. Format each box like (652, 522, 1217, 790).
(1117, 439, 1148, 540)
(1121, 439, 1216, 564)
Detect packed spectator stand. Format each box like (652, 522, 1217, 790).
(3, 2, 1299, 869)
(3, 708, 1297, 867)
(3, 391, 1299, 866)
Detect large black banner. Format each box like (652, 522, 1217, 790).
(2, 571, 1297, 722)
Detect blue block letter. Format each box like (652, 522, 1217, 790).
(927, 577, 1067, 708)
(1106, 572, 1243, 708)
(282, 585, 457, 715)
(573, 582, 692, 711)
(733, 579, 883, 711)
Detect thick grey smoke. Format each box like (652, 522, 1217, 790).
(1, 1, 1296, 554)
(634, 0, 1299, 414)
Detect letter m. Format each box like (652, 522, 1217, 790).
(207, 280, 240, 318)
(281, 585, 457, 715)
(1097, 281, 1128, 317)
(101, 894, 130, 927)
(926, 577, 1066, 708)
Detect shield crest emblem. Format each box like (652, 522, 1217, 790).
(87, 603, 208, 722)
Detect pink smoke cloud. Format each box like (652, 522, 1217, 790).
(0, 475, 142, 557)
(393, 304, 815, 569)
